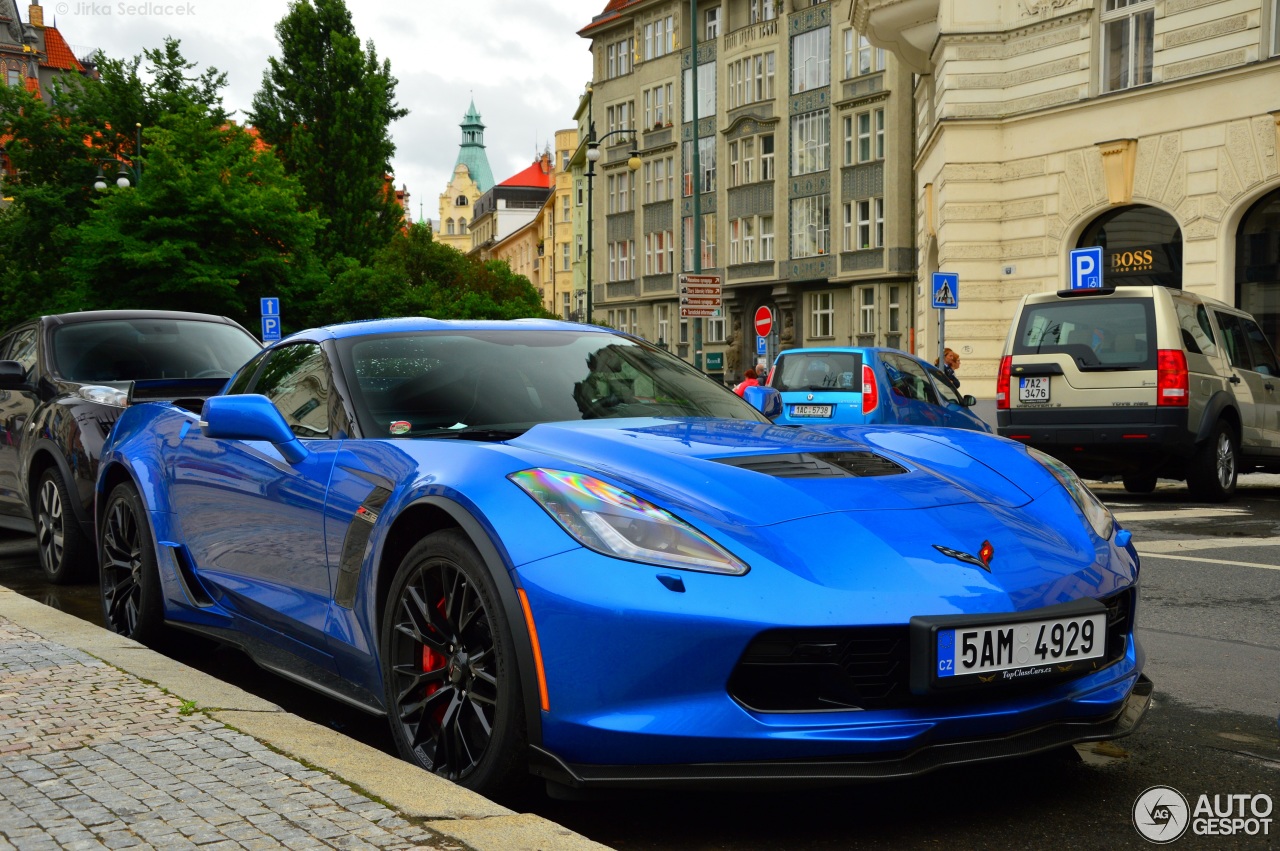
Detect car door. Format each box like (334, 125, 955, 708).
(1212, 311, 1265, 451)
(0, 326, 41, 521)
(924, 363, 982, 430)
(1239, 315, 1280, 452)
(166, 341, 340, 665)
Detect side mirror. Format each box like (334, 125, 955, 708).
(0, 360, 29, 390)
(742, 385, 782, 419)
(962, 394, 978, 407)
(200, 394, 308, 463)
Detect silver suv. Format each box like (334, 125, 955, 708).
(996, 285, 1280, 501)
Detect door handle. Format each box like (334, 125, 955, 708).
(1228, 375, 1241, 384)
(1266, 383, 1275, 392)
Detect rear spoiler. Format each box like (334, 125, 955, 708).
(1055, 287, 1117, 298)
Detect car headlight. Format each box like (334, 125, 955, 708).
(509, 468, 749, 575)
(77, 385, 129, 407)
(1026, 447, 1114, 540)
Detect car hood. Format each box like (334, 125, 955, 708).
(506, 418, 1035, 528)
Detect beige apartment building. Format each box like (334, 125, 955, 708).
(855, 0, 1280, 398)
(579, 0, 916, 382)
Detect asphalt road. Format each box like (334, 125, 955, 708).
(1, 474, 1277, 850)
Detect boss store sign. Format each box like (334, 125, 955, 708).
(1104, 243, 1181, 283)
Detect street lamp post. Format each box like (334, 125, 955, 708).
(94, 122, 142, 190)
(584, 123, 642, 326)
(690, 0, 704, 371)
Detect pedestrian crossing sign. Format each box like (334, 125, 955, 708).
(932, 273, 959, 310)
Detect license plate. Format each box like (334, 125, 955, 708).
(790, 404, 833, 418)
(1018, 376, 1050, 402)
(936, 612, 1107, 683)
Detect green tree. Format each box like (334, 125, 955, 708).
(63, 109, 325, 328)
(250, 0, 407, 266)
(316, 223, 551, 323)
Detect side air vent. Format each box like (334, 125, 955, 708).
(714, 452, 907, 479)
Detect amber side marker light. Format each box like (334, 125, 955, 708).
(517, 589, 550, 712)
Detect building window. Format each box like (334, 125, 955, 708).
(562, 242, 571, 271)
(682, 138, 716, 195)
(644, 14, 675, 61)
(684, 62, 716, 122)
(858, 35, 885, 75)
(607, 171, 635, 213)
(791, 195, 830, 258)
(729, 215, 769, 264)
(645, 230, 675, 274)
(608, 240, 635, 281)
(657, 304, 671, 345)
(760, 215, 775, 260)
(562, 195, 570, 221)
(810, 291, 835, 338)
(459, 218, 467, 233)
(859, 288, 876, 335)
(749, 0, 776, 24)
(1101, 0, 1154, 92)
(848, 197, 883, 249)
(791, 109, 830, 176)
(683, 213, 717, 270)
(844, 108, 885, 164)
(707, 316, 726, 343)
(792, 26, 831, 94)
(886, 285, 901, 347)
(562, 291, 571, 319)
(680, 316, 689, 344)
(643, 83, 674, 129)
(455, 195, 468, 206)
(706, 6, 720, 39)
(643, 155, 675, 202)
(727, 51, 776, 109)
(606, 38, 633, 79)
(761, 134, 775, 180)
(606, 101, 635, 134)
(446, 218, 455, 235)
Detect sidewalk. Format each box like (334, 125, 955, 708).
(0, 588, 610, 851)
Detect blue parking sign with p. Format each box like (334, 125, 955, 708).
(261, 315, 281, 342)
(1070, 247, 1104, 290)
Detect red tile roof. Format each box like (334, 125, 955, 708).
(499, 156, 554, 189)
(578, 0, 644, 36)
(40, 27, 84, 72)
(24, 76, 40, 97)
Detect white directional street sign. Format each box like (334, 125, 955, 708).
(679, 307, 721, 318)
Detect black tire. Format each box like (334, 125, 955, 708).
(1186, 420, 1238, 502)
(381, 529, 526, 797)
(99, 482, 167, 645)
(1122, 472, 1158, 494)
(35, 467, 91, 584)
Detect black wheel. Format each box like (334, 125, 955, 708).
(35, 467, 91, 584)
(1122, 472, 1158, 494)
(381, 530, 526, 796)
(99, 482, 167, 644)
(1187, 420, 1238, 502)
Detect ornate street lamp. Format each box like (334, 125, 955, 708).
(94, 123, 142, 190)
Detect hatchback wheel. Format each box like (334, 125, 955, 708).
(381, 530, 526, 797)
(1187, 421, 1237, 502)
(99, 482, 166, 644)
(35, 468, 91, 584)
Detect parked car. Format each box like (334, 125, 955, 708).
(997, 284, 1280, 500)
(96, 317, 1149, 798)
(768, 346, 991, 432)
(0, 310, 262, 582)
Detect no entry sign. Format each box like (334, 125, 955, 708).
(754, 306, 773, 337)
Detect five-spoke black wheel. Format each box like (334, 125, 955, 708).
(99, 482, 166, 644)
(382, 530, 525, 796)
(35, 468, 90, 584)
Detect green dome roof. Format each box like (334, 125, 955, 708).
(455, 99, 494, 193)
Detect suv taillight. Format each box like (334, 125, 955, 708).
(996, 355, 1012, 410)
(862, 363, 878, 414)
(1157, 349, 1189, 407)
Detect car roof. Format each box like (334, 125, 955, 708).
(40, 310, 245, 327)
(775, 346, 920, 361)
(282, 317, 622, 343)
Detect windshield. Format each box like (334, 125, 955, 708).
(1013, 299, 1155, 368)
(771, 351, 862, 392)
(340, 329, 769, 437)
(52, 318, 262, 383)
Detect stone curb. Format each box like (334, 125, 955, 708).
(0, 587, 612, 851)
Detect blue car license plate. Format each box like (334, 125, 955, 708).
(790, 404, 832, 418)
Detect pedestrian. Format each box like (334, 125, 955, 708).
(936, 347, 961, 389)
(734, 368, 758, 397)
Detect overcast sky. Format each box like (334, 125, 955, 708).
(48, 0, 602, 221)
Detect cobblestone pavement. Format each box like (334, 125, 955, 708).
(0, 617, 467, 851)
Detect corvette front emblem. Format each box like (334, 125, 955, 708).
(934, 541, 995, 572)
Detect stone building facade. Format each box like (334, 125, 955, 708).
(579, 0, 917, 382)
(855, 0, 1280, 399)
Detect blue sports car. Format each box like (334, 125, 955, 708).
(95, 318, 1151, 798)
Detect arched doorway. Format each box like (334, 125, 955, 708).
(1077, 205, 1182, 289)
(1236, 186, 1280, 351)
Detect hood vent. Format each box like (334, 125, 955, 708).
(714, 451, 907, 479)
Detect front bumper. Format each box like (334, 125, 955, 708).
(530, 674, 1153, 790)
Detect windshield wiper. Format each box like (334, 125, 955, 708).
(424, 426, 528, 441)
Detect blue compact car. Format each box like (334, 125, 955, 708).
(96, 318, 1150, 798)
(769, 346, 991, 432)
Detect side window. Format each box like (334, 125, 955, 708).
(252, 343, 332, 439)
(926, 365, 962, 406)
(885, 355, 937, 404)
(7, 328, 39, 381)
(1174, 300, 1218, 357)
(1241, 318, 1280, 377)
(226, 349, 271, 396)
(0, 334, 13, 361)
(1214, 312, 1254, 371)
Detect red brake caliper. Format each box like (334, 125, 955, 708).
(420, 596, 450, 724)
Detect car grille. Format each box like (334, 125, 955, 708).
(714, 451, 907, 478)
(727, 589, 1134, 712)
